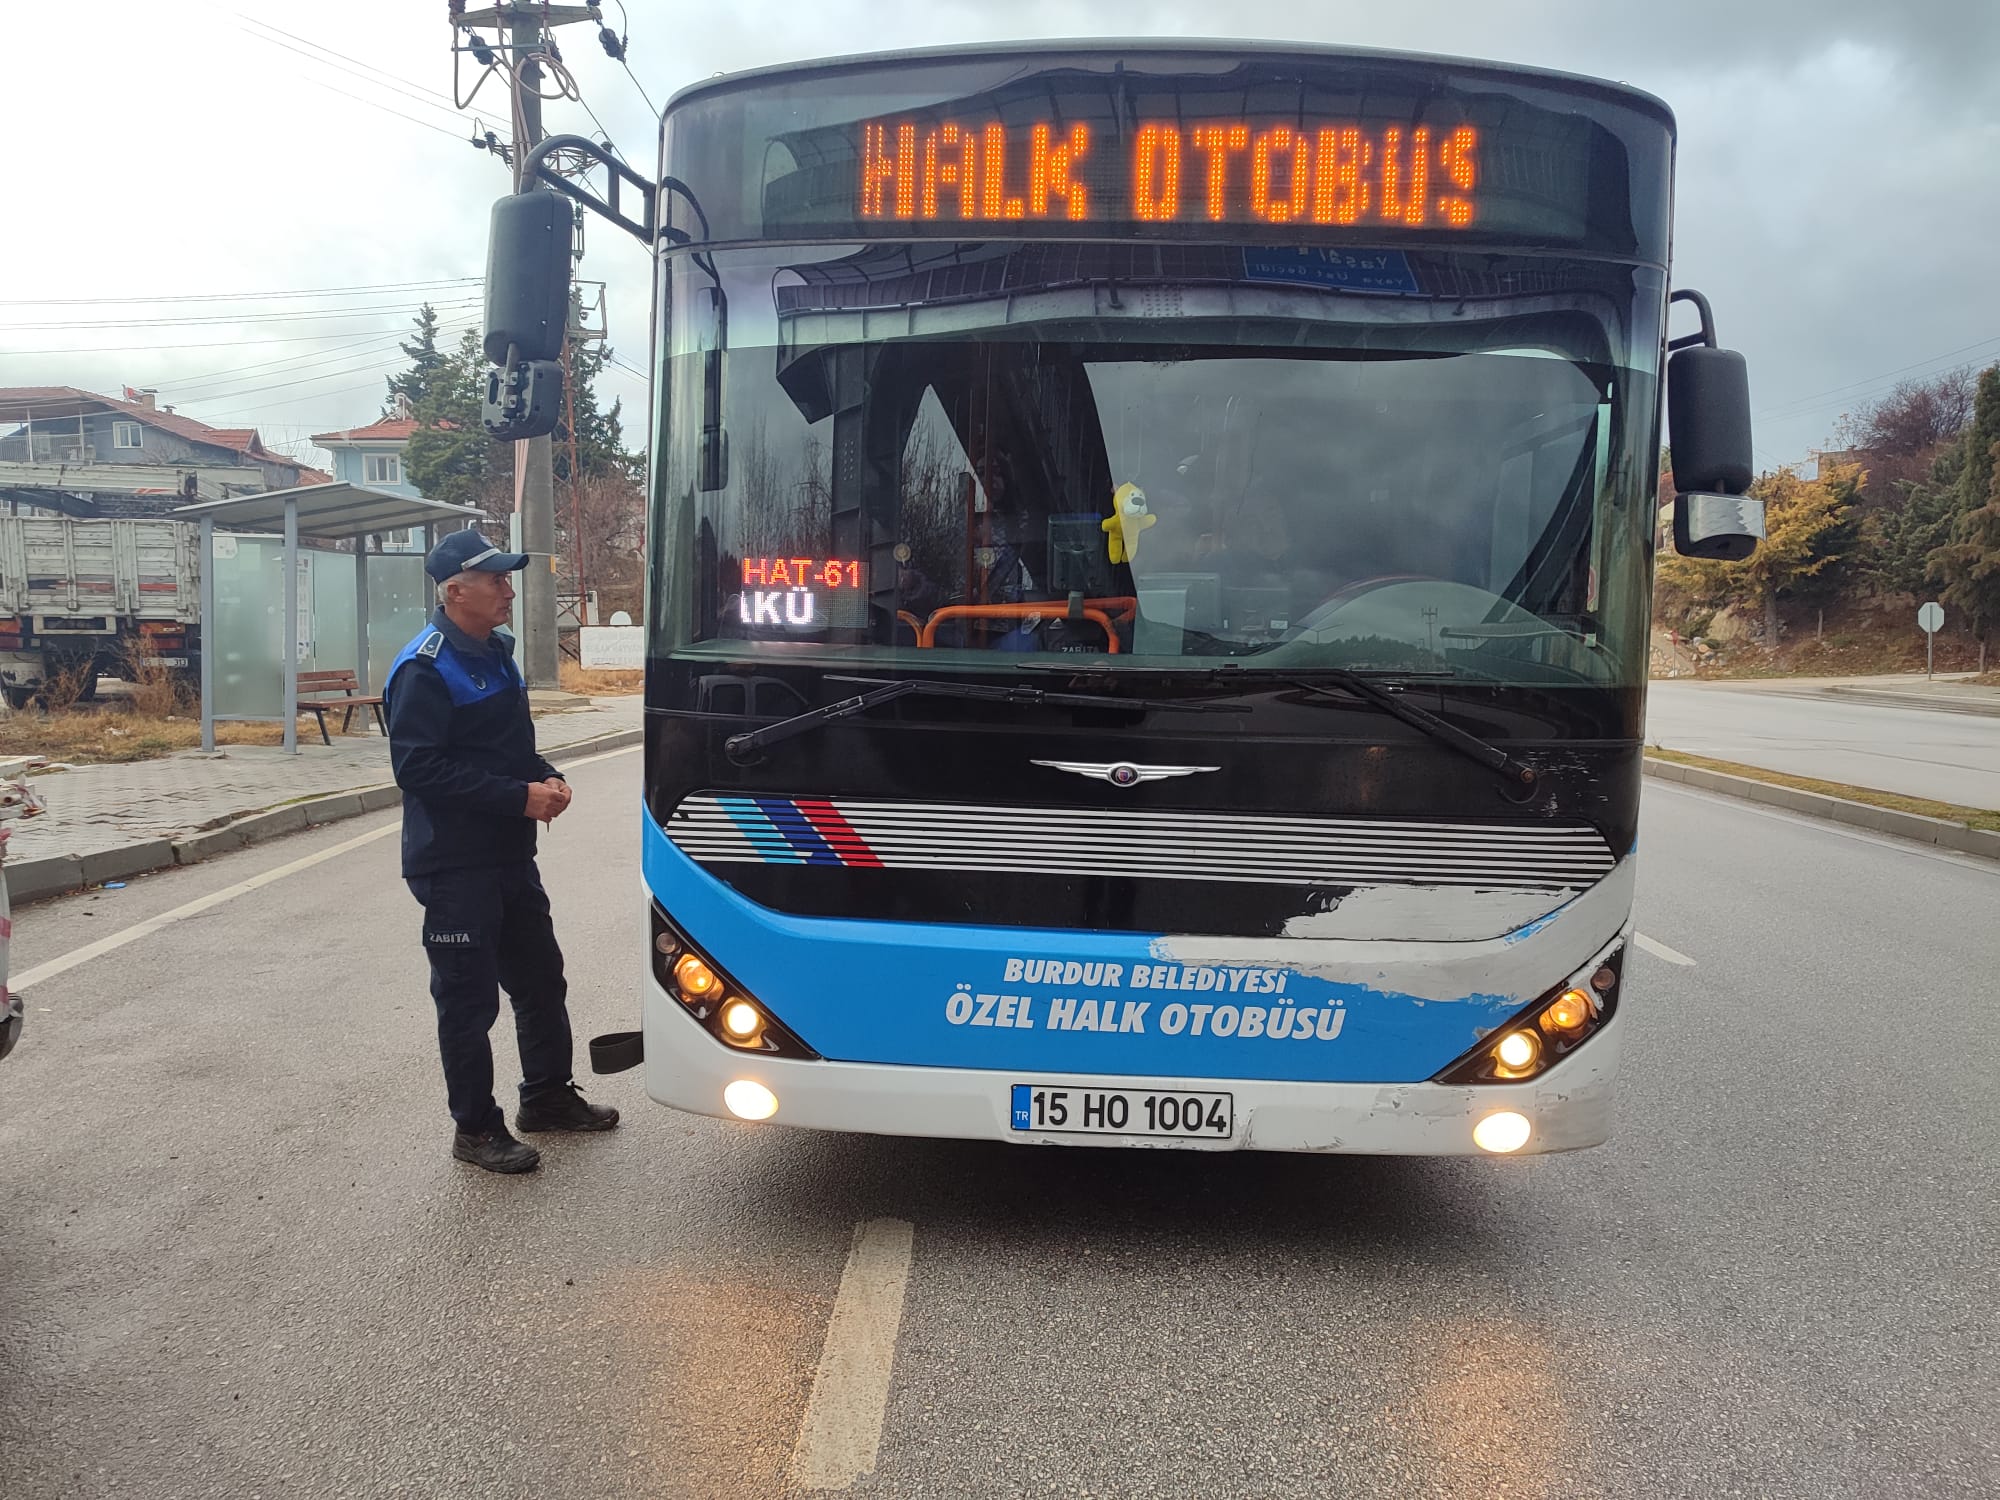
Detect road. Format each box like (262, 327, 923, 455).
(1645, 680, 2000, 809)
(3, 749, 1996, 1499)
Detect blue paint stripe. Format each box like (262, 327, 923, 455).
(716, 796, 807, 864)
(753, 797, 844, 866)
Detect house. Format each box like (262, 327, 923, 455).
(0, 385, 329, 518)
(311, 396, 429, 553)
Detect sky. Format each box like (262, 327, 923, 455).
(3, 0, 1996, 475)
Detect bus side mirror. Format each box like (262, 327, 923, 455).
(1674, 491, 1765, 561)
(1668, 346, 1752, 494)
(1668, 342, 1758, 559)
(485, 192, 571, 364)
(480, 192, 570, 441)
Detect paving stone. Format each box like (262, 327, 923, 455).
(7, 697, 640, 865)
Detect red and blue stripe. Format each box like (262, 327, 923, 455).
(715, 796, 884, 868)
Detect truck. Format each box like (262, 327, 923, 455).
(0, 516, 200, 708)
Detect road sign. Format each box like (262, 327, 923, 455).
(1918, 601, 1944, 678)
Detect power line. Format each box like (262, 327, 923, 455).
(11, 330, 420, 356)
(160, 320, 482, 389)
(187, 376, 421, 421)
(1755, 334, 2000, 421)
(0, 277, 479, 308)
(2, 297, 482, 332)
(162, 320, 482, 403)
(237, 14, 474, 125)
(298, 76, 481, 145)
(167, 337, 480, 407)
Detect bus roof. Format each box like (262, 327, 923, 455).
(661, 37, 1676, 132)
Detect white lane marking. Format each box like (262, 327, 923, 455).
(12, 823, 398, 991)
(1647, 780, 2000, 874)
(1633, 932, 1695, 967)
(789, 1218, 916, 1492)
(15, 744, 640, 990)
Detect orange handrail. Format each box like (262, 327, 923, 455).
(919, 602, 1122, 652)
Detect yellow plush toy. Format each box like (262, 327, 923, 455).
(1101, 481, 1157, 565)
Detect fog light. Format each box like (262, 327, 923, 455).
(720, 999, 765, 1046)
(1473, 1111, 1532, 1153)
(674, 954, 719, 1000)
(723, 1079, 778, 1120)
(1591, 965, 1617, 993)
(1541, 989, 1594, 1037)
(1494, 1029, 1541, 1074)
(655, 931, 681, 957)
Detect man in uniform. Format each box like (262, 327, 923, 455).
(386, 529, 618, 1173)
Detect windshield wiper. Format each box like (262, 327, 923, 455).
(722, 675, 1247, 764)
(1279, 670, 1538, 790)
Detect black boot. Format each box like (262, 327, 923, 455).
(452, 1123, 541, 1173)
(516, 1083, 621, 1134)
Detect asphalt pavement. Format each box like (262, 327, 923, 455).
(1645, 680, 2000, 809)
(3, 750, 1995, 1499)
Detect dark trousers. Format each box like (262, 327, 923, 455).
(406, 860, 573, 1134)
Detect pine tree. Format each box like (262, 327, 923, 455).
(403, 328, 512, 520)
(385, 305, 448, 412)
(1927, 368, 2000, 657)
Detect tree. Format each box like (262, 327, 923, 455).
(1657, 463, 1854, 644)
(385, 304, 449, 412)
(1836, 366, 1979, 459)
(403, 328, 513, 523)
(1926, 368, 2000, 660)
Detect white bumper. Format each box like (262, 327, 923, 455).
(642, 987, 1622, 1156)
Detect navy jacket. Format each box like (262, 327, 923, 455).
(385, 609, 561, 877)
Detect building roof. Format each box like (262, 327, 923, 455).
(0, 386, 311, 473)
(310, 417, 422, 445)
(175, 483, 484, 541)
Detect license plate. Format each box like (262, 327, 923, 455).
(1010, 1084, 1233, 1139)
(156, 657, 188, 667)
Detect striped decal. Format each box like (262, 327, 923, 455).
(671, 794, 1615, 890)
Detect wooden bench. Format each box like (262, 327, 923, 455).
(297, 669, 385, 744)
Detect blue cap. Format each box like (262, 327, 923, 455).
(425, 528, 529, 583)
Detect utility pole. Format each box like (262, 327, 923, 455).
(455, 3, 601, 683)
(506, 5, 560, 689)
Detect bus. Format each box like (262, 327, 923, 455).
(495, 40, 1763, 1155)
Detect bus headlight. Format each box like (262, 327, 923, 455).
(724, 1079, 779, 1120)
(719, 999, 767, 1048)
(1473, 1111, 1533, 1153)
(1432, 945, 1623, 1086)
(1493, 1029, 1541, 1076)
(650, 902, 819, 1060)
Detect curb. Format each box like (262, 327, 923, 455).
(1820, 685, 2000, 718)
(1643, 757, 2000, 860)
(5, 727, 643, 906)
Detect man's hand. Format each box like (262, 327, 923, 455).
(524, 779, 570, 822)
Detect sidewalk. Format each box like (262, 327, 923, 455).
(4, 694, 642, 902)
(1660, 671, 2000, 717)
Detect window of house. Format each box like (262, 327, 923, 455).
(383, 529, 412, 548)
(113, 421, 144, 450)
(364, 453, 403, 486)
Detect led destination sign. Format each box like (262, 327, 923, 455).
(736, 556, 866, 630)
(859, 118, 1481, 231)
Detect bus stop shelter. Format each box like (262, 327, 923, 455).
(175, 484, 485, 753)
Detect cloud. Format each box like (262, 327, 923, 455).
(2, 0, 1993, 474)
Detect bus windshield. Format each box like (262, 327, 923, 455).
(657, 245, 1663, 687)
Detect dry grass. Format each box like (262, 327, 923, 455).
(559, 663, 643, 695)
(1646, 747, 2000, 832)
(0, 711, 300, 765)
(120, 636, 189, 717)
